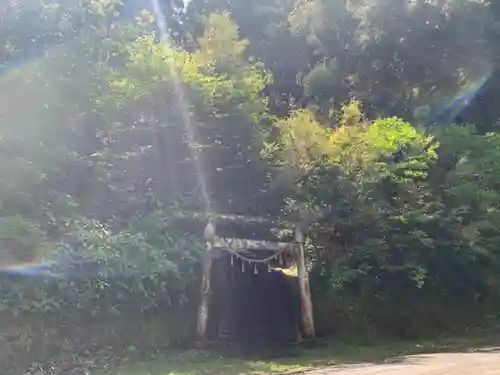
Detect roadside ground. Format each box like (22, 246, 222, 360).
(98, 331, 500, 375)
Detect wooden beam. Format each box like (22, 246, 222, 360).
(295, 228, 315, 339)
(211, 236, 293, 252)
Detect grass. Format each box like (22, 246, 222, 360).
(92, 330, 500, 375)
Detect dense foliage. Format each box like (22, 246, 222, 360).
(2, 0, 500, 371)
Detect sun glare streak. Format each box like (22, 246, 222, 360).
(149, 0, 212, 215)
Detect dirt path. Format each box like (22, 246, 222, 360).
(308, 348, 500, 375)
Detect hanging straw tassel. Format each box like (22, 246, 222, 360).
(241, 260, 245, 272)
(230, 252, 234, 266)
(254, 263, 258, 275)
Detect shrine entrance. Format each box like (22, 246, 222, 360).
(196, 217, 315, 344)
(208, 250, 301, 344)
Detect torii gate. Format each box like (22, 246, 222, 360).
(196, 218, 315, 342)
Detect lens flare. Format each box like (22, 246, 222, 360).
(0, 261, 61, 278)
(416, 73, 492, 127)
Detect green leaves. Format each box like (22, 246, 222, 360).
(273, 100, 500, 336)
(0, 211, 204, 319)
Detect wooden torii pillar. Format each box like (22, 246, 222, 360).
(196, 220, 315, 342)
(294, 226, 315, 339)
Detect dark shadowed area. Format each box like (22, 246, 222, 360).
(209, 252, 301, 347)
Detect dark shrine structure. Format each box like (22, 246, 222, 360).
(175, 213, 315, 345)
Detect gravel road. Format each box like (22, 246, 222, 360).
(306, 348, 500, 375)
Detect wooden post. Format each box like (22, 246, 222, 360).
(295, 226, 315, 339)
(197, 221, 215, 342)
(218, 253, 231, 341)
